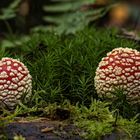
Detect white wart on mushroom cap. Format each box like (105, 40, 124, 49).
(0, 57, 32, 109)
(94, 47, 140, 103)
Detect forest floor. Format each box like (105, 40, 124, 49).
(4, 117, 123, 140)
(4, 117, 83, 140)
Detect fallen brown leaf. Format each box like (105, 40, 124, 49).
(41, 127, 54, 133)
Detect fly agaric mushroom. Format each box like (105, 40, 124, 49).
(0, 57, 32, 109)
(94, 47, 140, 103)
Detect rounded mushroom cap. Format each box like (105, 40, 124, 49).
(94, 47, 140, 104)
(0, 57, 32, 109)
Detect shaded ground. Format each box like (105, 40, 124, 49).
(4, 118, 83, 140)
(3, 117, 130, 140)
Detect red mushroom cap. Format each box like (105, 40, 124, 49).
(94, 47, 140, 103)
(0, 57, 32, 109)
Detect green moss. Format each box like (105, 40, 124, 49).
(0, 27, 140, 139)
(1, 27, 140, 111)
(0, 99, 140, 139)
(1, 27, 138, 104)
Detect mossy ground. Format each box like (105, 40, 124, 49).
(0, 27, 140, 139)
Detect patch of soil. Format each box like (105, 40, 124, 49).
(5, 118, 83, 140)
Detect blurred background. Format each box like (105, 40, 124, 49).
(0, 0, 140, 36)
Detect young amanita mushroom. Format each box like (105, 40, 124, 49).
(0, 57, 32, 109)
(94, 47, 140, 104)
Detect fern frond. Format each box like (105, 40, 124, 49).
(42, 0, 111, 34)
(0, 0, 21, 20)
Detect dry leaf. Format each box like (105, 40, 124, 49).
(41, 127, 54, 133)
